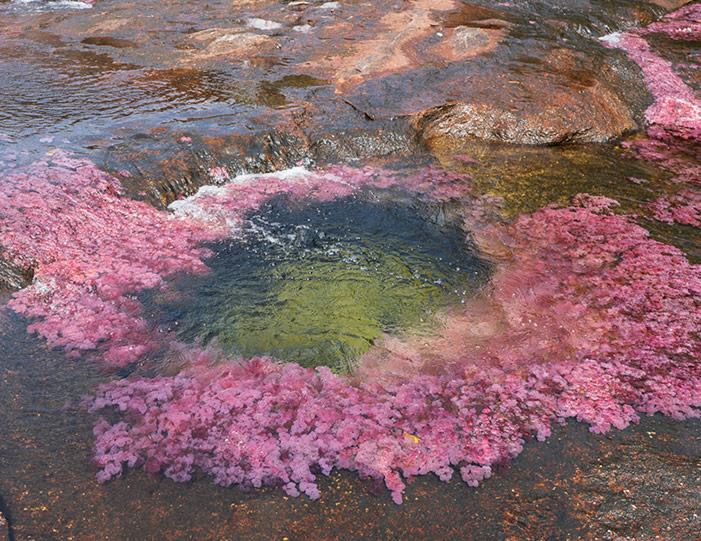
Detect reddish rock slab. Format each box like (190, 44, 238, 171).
(410, 43, 650, 144)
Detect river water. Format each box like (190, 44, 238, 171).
(0, 1, 699, 539)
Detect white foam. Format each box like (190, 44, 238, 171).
(246, 18, 282, 31)
(599, 31, 621, 45)
(13, 0, 93, 9)
(229, 166, 313, 185)
(169, 167, 323, 232)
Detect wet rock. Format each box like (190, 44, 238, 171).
(649, 0, 693, 9)
(573, 429, 701, 540)
(101, 130, 309, 208)
(0, 0, 678, 148)
(427, 23, 511, 62)
(413, 47, 648, 145)
(184, 28, 278, 63)
(99, 115, 418, 208)
(297, 0, 655, 144)
(300, 0, 510, 94)
(81, 36, 139, 49)
(308, 128, 415, 162)
(0, 249, 33, 291)
(353, 38, 652, 144)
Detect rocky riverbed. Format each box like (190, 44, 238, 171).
(0, 0, 699, 539)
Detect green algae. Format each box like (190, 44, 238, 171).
(432, 137, 667, 216)
(149, 192, 490, 371)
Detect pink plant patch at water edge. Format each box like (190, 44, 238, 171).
(0, 156, 476, 369)
(602, 30, 701, 141)
(0, 153, 215, 367)
(649, 188, 701, 226)
(604, 5, 700, 227)
(602, 4, 701, 141)
(88, 201, 700, 504)
(2, 152, 698, 503)
(646, 3, 701, 42)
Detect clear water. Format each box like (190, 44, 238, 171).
(144, 191, 490, 371)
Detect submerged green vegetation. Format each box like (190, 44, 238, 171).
(149, 191, 490, 371)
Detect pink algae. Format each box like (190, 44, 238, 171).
(2, 150, 698, 504)
(167, 165, 477, 233)
(649, 188, 700, 226)
(0, 153, 215, 366)
(603, 4, 701, 141)
(646, 4, 701, 42)
(605, 31, 700, 140)
(605, 6, 700, 227)
(88, 198, 701, 504)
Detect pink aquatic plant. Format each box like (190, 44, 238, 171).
(649, 188, 700, 226)
(646, 4, 701, 42)
(603, 4, 701, 142)
(88, 197, 700, 504)
(2, 140, 698, 504)
(0, 153, 215, 366)
(603, 31, 700, 141)
(604, 6, 700, 226)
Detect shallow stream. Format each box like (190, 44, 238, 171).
(0, 0, 699, 539)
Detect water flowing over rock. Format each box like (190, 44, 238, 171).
(0, 0, 670, 153)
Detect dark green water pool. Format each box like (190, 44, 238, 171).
(144, 190, 491, 371)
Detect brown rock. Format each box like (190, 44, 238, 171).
(0, 0, 678, 151)
(0, 250, 33, 291)
(426, 24, 510, 62)
(412, 45, 650, 145)
(185, 29, 277, 62)
(416, 85, 639, 145)
(302, 0, 465, 93)
(648, 0, 693, 9)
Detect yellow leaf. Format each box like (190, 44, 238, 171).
(403, 432, 420, 443)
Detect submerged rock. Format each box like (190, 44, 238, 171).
(0, 250, 33, 291)
(0, 0, 676, 148)
(413, 45, 649, 145)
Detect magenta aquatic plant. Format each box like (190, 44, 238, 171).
(602, 31, 700, 141)
(604, 6, 700, 226)
(0, 152, 215, 366)
(649, 188, 700, 226)
(646, 4, 701, 42)
(169, 164, 476, 231)
(88, 197, 700, 504)
(2, 145, 698, 504)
